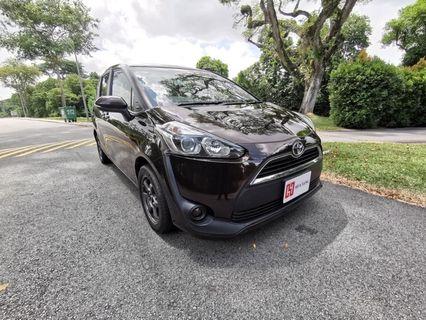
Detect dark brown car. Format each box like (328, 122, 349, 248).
(93, 64, 323, 237)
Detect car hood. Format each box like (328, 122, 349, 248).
(150, 102, 319, 156)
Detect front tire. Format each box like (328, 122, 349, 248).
(138, 166, 173, 234)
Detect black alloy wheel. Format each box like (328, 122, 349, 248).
(138, 166, 173, 234)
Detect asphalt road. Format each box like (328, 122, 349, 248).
(0, 118, 425, 319)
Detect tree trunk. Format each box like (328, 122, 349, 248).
(18, 92, 28, 117)
(299, 66, 325, 114)
(74, 51, 90, 121)
(57, 74, 66, 108)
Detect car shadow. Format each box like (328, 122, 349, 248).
(160, 196, 348, 269)
(107, 162, 348, 269)
(109, 164, 140, 198)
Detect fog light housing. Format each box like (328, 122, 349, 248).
(190, 206, 207, 221)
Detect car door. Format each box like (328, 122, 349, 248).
(109, 68, 151, 183)
(94, 70, 113, 158)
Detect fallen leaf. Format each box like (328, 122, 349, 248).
(0, 283, 9, 292)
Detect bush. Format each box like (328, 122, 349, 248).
(329, 57, 426, 128)
(401, 64, 426, 126)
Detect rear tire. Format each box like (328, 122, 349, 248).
(138, 165, 173, 234)
(95, 137, 111, 164)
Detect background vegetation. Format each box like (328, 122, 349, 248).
(323, 142, 426, 198)
(0, 0, 425, 129)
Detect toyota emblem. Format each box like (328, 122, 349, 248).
(292, 140, 305, 158)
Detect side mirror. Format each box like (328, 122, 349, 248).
(95, 96, 128, 112)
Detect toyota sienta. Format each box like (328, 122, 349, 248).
(93, 64, 323, 237)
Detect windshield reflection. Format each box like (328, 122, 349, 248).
(131, 67, 257, 107)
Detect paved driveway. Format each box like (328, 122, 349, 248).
(319, 127, 426, 143)
(0, 118, 425, 319)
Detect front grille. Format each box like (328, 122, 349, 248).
(232, 178, 319, 222)
(256, 147, 320, 180)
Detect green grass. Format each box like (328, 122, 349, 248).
(323, 142, 426, 195)
(46, 116, 90, 122)
(308, 114, 341, 131)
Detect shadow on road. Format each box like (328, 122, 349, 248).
(107, 162, 348, 269)
(160, 196, 348, 269)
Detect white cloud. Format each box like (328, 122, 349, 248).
(0, 0, 416, 100)
(72, 0, 260, 80)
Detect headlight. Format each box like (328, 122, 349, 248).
(295, 112, 315, 130)
(156, 121, 245, 159)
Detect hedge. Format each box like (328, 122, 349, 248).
(329, 57, 426, 128)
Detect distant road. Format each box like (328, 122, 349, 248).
(319, 127, 426, 143)
(0, 118, 92, 149)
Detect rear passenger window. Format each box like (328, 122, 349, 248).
(112, 70, 132, 107)
(100, 73, 109, 96)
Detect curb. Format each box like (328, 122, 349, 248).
(19, 117, 92, 128)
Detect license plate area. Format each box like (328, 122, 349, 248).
(283, 171, 311, 203)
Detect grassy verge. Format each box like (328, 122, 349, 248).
(322, 142, 426, 206)
(308, 114, 341, 131)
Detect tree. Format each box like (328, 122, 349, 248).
(235, 13, 371, 114)
(0, 59, 41, 117)
(235, 54, 304, 110)
(0, 0, 98, 118)
(196, 56, 229, 78)
(338, 14, 371, 61)
(39, 59, 84, 79)
(382, 0, 426, 66)
(221, 0, 359, 113)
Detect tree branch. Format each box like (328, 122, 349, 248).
(264, 0, 299, 76)
(324, 0, 358, 61)
(247, 33, 264, 49)
(305, 0, 340, 53)
(278, 0, 311, 18)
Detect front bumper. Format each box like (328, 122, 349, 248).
(160, 145, 323, 238)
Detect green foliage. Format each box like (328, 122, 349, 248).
(382, 0, 426, 66)
(400, 66, 426, 127)
(39, 58, 84, 78)
(234, 54, 303, 110)
(235, 13, 371, 115)
(0, 59, 41, 91)
(1, 93, 21, 116)
(0, 0, 98, 60)
(329, 57, 426, 128)
(0, 59, 41, 116)
(196, 56, 229, 78)
(339, 14, 372, 61)
(0, 0, 98, 108)
(2, 72, 99, 117)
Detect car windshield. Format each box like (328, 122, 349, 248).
(130, 67, 258, 107)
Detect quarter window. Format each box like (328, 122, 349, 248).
(99, 72, 110, 96)
(112, 70, 132, 107)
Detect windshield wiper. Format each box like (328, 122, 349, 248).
(222, 100, 262, 105)
(177, 100, 262, 106)
(177, 101, 223, 106)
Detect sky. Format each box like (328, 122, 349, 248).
(0, 0, 415, 100)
